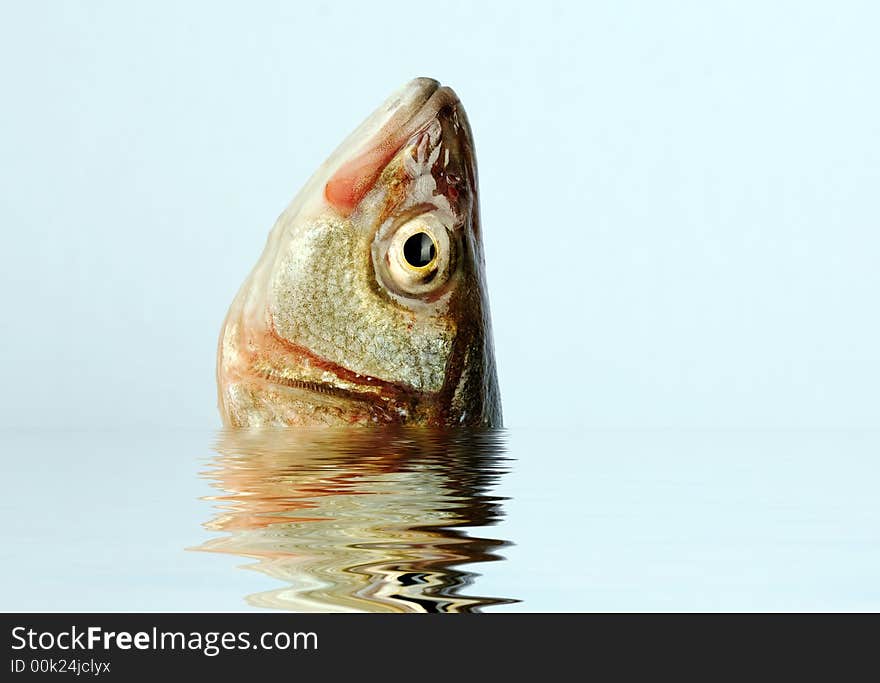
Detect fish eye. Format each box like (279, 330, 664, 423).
(402, 232, 437, 269)
(373, 212, 454, 299)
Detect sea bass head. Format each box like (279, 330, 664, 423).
(218, 78, 501, 427)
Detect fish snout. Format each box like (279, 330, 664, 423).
(324, 78, 475, 217)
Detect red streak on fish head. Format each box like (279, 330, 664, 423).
(324, 140, 399, 215)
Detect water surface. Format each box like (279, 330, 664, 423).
(2, 429, 879, 611)
(191, 428, 515, 612)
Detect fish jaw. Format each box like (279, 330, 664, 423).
(217, 78, 501, 428)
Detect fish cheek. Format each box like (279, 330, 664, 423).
(268, 214, 455, 393)
(269, 216, 364, 354)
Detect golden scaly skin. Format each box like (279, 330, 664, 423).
(217, 78, 501, 427)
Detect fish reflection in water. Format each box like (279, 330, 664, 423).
(191, 428, 517, 612)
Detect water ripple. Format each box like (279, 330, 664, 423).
(190, 428, 517, 612)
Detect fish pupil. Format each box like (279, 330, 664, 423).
(403, 232, 436, 268)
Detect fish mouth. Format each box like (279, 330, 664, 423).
(324, 78, 473, 216)
(369, 77, 444, 134)
(344, 77, 461, 152)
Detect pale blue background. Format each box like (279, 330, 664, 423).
(1, 2, 879, 611)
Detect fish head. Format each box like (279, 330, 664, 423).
(218, 78, 501, 427)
